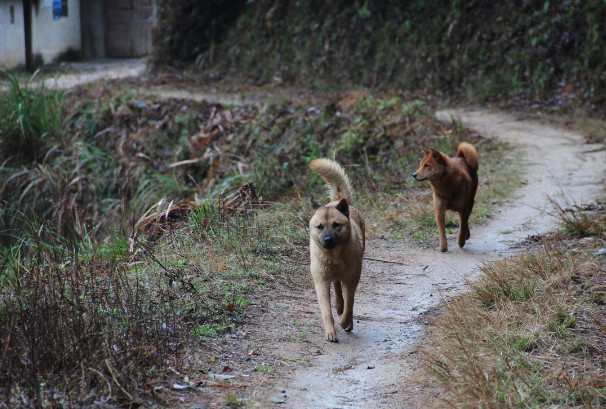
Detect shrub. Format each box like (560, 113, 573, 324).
(0, 73, 64, 161)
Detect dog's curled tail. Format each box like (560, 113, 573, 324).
(309, 158, 353, 203)
(456, 142, 479, 174)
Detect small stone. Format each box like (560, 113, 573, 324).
(593, 247, 606, 256)
(172, 383, 190, 390)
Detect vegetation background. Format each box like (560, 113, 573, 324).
(154, 0, 606, 103)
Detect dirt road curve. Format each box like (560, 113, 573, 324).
(252, 109, 606, 409)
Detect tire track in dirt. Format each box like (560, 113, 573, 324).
(251, 109, 606, 409)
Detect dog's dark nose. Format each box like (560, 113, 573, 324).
(412, 172, 418, 180)
(323, 235, 336, 249)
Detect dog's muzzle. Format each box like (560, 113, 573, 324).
(322, 235, 336, 249)
(412, 172, 424, 181)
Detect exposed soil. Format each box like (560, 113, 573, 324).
(228, 109, 605, 408)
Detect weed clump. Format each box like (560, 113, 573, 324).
(550, 199, 606, 238)
(0, 73, 63, 161)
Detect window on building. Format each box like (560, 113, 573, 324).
(9, 5, 15, 24)
(61, 0, 68, 17)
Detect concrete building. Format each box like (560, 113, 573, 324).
(0, 0, 155, 69)
(0, 2, 26, 67)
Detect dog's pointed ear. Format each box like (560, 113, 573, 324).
(310, 197, 321, 210)
(431, 149, 446, 164)
(335, 198, 349, 218)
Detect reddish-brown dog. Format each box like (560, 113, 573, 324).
(413, 143, 479, 252)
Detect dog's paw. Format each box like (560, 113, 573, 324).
(340, 318, 353, 332)
(440, 246, 448, 253)
(336, 301, 344, 316)
(325, 328, 338, 343)
(458, 238, 466, 248)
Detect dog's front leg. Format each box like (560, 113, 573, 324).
(340, 277, 359, 332)
(334, 281, 344, 316)
(314, 279, 337, 342)
(433, 199, 447, 252)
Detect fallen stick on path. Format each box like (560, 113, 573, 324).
(363, 256, 408, 266)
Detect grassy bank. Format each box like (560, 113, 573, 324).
(423, 204, 606, 407)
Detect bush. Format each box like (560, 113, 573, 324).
(0, 73, 64, 161)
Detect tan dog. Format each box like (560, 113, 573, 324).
(309, 159, 365, 342)
(413, 142, 479, 252)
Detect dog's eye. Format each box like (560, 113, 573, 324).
(316, 224, 324, 230)
(424, 164, 429, 168)
(332, 222, 341, 229)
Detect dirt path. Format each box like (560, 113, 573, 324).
(1, 59, 146, 91)
(245, 109, 606, 408)
(43, 59, 146, 89)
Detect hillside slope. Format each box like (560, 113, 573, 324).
(155, 0, 606, 102)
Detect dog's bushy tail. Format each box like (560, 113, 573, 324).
(456, 142, 479, 174)
(309, 158, 353, 203)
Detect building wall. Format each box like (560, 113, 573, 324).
(32, 0, 81, 64)
(105, 0, 154, 57)
(0, 1, 26, 68)
(1, 0, 156, 68)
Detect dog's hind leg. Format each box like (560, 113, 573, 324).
(334, 281, 344, 315)
(340, 276, 359, 332)
(458, 211, 470, 247)
(314, 279, 337, 342)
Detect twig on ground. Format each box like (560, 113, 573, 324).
(363, 256, 408, 266)
(105, 359, 134, 403)
(89, 366, 112, 397)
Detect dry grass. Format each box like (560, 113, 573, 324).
(0, 199, 309, 407)
(0, 241, 201, 407)
(549, 199, 606, 239)
(422, 205, 606, 408)
(535, 110, 606, 145)
(574, 114, 606, 145)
